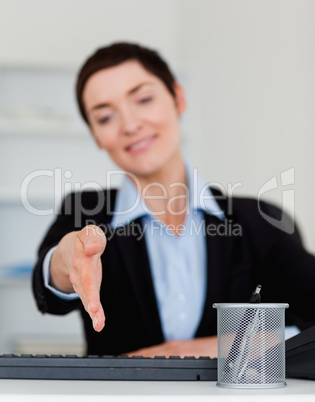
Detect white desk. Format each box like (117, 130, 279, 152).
(0, 379, 314, 402)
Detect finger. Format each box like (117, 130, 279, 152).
(76, 292, 106, 332)
(80, 259, 105, 332)
(86, 293, 105, 332)
(73, 277, 106, 333)
(89, 303, 106, 332)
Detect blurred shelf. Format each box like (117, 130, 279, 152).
(0, 118, 88, 138)
(0, 61, 78, 70)
(12, 336, 85, 356)
(0, 264, 33, 284)
(0, 189, 55, 204)
(0, 64, 88, 138)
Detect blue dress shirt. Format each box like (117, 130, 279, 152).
(109, 159, 224, 340)
(43, 159, 224, 340)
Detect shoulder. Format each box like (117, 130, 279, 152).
(210, 187, 301, 243)
(60, 188, 118, 220)
(210, 186, 282, 217)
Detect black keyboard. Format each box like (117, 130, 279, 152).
(0, 354, 217, 381)
(2, 327, 312, 382)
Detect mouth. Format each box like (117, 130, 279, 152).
(125, 134, 157, 154)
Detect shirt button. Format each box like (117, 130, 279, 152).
(179, 312, 187, 321)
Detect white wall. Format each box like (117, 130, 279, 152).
(0, 0, 314, 352)
(1, 1, 314, 249)
(177, 0, 315, 253)
(0, 0, 180, 64)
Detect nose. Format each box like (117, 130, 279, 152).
(121, 107, 141, 135)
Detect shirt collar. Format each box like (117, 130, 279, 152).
(185, 158, 225, 219)
(110, 158, 225, 228)
(110, 175, 146, 228)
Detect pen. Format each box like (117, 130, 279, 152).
(223, 284, 262, 381)
(249, 284, 262, 303)
(233, 308, 260, 381)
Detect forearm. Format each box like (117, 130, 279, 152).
(127, 336, 218, 358)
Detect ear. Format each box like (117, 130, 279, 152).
(173, 82, 186, 115)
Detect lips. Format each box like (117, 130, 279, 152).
(126, 135, 157, 154)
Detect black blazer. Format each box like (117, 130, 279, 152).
(32, 188, 315, 355)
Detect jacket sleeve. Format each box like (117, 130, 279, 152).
(32, 192, 87, 315)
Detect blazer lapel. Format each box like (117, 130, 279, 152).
(195, 212, 236, 336)
(113, 218, 164, 345)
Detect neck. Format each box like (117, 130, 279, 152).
(130, 150, 188, 227)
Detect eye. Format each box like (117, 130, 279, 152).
(98, 116, 111, 124)
(138, 97, 152, 104)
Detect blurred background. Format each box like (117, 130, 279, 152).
(0, 0, 314, 354)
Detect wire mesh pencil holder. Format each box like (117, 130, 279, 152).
(213, 303, 289, 389)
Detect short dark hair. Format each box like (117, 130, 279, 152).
(76, 42, 177, 124)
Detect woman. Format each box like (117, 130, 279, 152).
(33, 42, 315, 357)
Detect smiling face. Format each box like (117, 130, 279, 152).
(82, 60, 186, 178)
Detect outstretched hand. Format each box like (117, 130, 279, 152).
(50, 225, 107, 332)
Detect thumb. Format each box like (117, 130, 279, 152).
(78, 225, 107, 257)
(84, 239, 105, 257)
